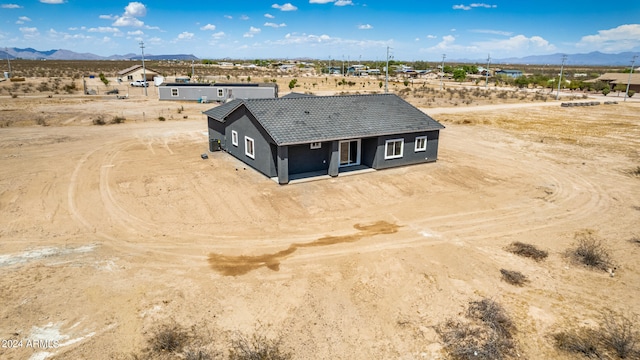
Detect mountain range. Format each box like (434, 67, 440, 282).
(0, 47, 198, 61)
(0, 47, 638, 66)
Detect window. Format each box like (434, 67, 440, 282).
(171, 88, 178, 97)
(415, 136, 427, 152)
(310, 142, 321, 149)
(384, 139, 404, 159)
(244, 136, 255, 159)
(231, 130, 238, 146)
(218, 89, 224, 97)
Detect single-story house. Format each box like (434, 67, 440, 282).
(592, 73, 640, 93)
(117, 64, 160, 82)
(495, 69, 523, 78)
(204, 94, 444, 184)
(159, 83, 278, 102)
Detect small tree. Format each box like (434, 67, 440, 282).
(453, 68, 466, 82)
(614, 83, 627, 96)
(99, 72, 109, 86)
(602, 87, 610, 96)
(288, 78, 297, 90)
(628, 90, 635, 98)
(379, 81, 383, 89)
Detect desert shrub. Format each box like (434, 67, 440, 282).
(601, 310, 639, 358)
(148, 323, 189, 353)
(177, 106, 184, 114)
(158, 116, 166, 121)
(110, 115, 125, 124)
(553, 310, 639, 359)
(437, 298, 518, 360)
(570, 231, 612, 271)
(505, 242, 548, 261)
(628, 166, 640, 177)
(184, 349, 213, 360)
(229, 332, 291, 360)
(35, 116, 48, 126)
(92, 115, 106, 125)
(500, 269, 528, 286)
(553, 329, 601, 358)
(629, 235, 640, 245)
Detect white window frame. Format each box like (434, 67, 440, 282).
(217, 88, 224, 97)
(231, 130, 238, 146)
(244, 136, 255, 159)
(310, 142, 322, 149)
(384, 138, 404, 160)
(171, 88, 179, 97)
(414, 136, 427, 152)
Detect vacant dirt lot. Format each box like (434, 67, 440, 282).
(0, 89, 639, 359)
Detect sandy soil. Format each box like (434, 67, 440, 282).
(0, 89, 639, 359)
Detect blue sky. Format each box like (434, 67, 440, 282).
(1, 1, 639, 61)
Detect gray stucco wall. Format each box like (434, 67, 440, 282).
(372, 130, 440, 170)
(222, 108, 278, 177)
(288, 142, 331, 175)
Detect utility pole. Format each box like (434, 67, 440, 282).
(191, 60, 195, 80)
(624, 55, 637, 102)
(485, 54, 491, 88)
(440, 54, 446, 90)
(139, 41, 147, 96)
(5, 47, 11, 78)
(385, 46, 390, 93)
(556, 54, 567, 100)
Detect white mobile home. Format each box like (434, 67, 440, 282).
(158, 83, 278, 102)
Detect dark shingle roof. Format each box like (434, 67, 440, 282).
(203, 94, 444, 146)
(281, 92, 317, 99)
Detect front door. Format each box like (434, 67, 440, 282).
(339, 139, 361, 167)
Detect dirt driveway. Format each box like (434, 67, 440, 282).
(0, 97, 639, 359)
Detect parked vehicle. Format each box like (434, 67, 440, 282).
(130, 80, 148, 87)
(106, 89, 119, 95)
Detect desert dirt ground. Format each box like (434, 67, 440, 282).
(0, 85, 639, 359)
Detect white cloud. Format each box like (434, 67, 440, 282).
(40, 0, 64, 4)
(16, 16, 30, 24)
(88, 26, 121, 33)
(471, 29, 513, 36)
(265, 22, 287, 28)
(426, 34, 437, 39)
(99, 14, 116, 20)
(124, 2, 146, 17)
(128, 30, 144, 36)
(310, 0, 353, 5)
(453, 3, 497, 10)
(224, 15, 233, 19)
(211, 31, 225, 39)
(244, 26, 261, 37)
(577, 24, 640, 52)
(471, 3, 497, 8)
(264, 13, 275, 18)
(177, 31, 194, 40)
(472, 34, 556, 54)
(358, 24, 372, 30)
(268, 32, 388, 49)
(240, 15, 250, 20)
(272, 3, 298, 11)
(19, 27, 40, 39)
(112, 2, 147, 27)
(200, 24, 216, 31)
(1, 4, 22, 8)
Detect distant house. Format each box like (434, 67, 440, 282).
(204, 94, 444, 184)
(117, 64, 160, 83)
(158, 83, 278, 102)
(495, 69, 523, 78)
(592, 73, 640, 93)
